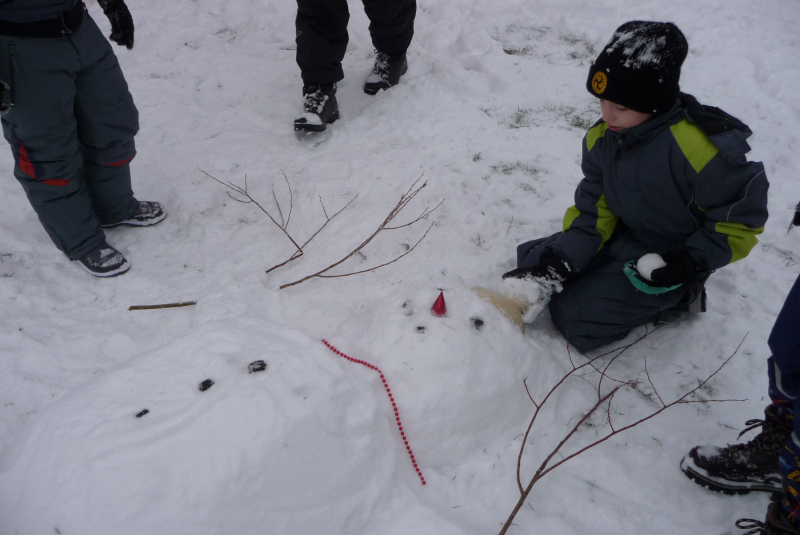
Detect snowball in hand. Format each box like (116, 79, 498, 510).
(636, 253, 667, 281)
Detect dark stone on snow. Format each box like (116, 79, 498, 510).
(471, 317, 484, 330)
(136, 409, 149, 418)
(416, 326, 426, 333)
(248, 360, 267, 373)
(199, 379, 215, 392)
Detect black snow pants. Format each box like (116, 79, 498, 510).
(517, 228, 702, 353)
(295, 0, 416, 85)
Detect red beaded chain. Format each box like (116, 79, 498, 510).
(322, 339, 426, 485)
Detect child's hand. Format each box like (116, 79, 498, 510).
(502, 248, 572, 283)
(649, 250, 704, 286)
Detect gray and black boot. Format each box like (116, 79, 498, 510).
(363, 51, 408, 95)
(736, 502, 800, 535)
(680, 404, 791, 498)
(294, 84, 339, 133)
(103, 201, 166, 228)
(76, 242, 130, 277)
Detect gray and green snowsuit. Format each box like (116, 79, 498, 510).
(0, 0, 139, 260)
(517, 95, 769, 352)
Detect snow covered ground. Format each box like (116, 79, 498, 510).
(1, 0, 799, 533)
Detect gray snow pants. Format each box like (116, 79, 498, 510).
(517, 229, 701, 353)
(0, 8, 139, 260)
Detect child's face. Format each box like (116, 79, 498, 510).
(600, 100, 652, 132)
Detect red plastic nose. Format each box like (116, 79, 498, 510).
(431, 291, 446, 317)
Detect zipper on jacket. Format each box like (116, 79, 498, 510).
(614, 134, 625, 161)
(9, 42, 19, 76)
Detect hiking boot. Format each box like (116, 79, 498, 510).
(363, 51, 408, 95)
(680, 404, 790, 498)
(103, 201, 166, 228)
(736, 502, 800, 535)
(294, 84, 339, 133)
(76, 242, 130, 277)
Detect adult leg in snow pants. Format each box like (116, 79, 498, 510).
(767, 274, 800, 526)
(0, 9, 139, 260)
(295, 0, 416, 85)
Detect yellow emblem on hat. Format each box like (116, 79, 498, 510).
(591, 71, 608, 94)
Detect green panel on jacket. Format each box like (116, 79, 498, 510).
(715, 221, 765, 263)
(563, 194, 618, 251)
(670, 119, 719, 173)
(586, 122, 610, 152)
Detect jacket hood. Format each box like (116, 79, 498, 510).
(679, 93, 753, 163)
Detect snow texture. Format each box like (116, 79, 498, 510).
(608, 30, 667, 70)
(0, 0, 799, 534)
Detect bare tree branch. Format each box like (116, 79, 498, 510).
(299, 196, 358, 251)
(278, 175, 441, 289)
(644, 355, 665, 407)
(315, 222, 434, 280)
(280, 170, 293, 230)
(319, 195, 329, 220)
(515, 327, 662, 492)
(272, 185, 284, 228)
(514, 344, 627, 494)
(128, 302, 197, 311)
(201, 169, 303, 252)
(204, 170, 441, 287)
(500, 333, 747, 535)
(523, 379, 538, 408)
(384, 200, 444, 230)
(201, 169, 358, 275)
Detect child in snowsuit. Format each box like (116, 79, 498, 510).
(0, 0, 165, 277)
(503, 21, 768, 353)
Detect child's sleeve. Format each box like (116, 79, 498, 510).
(685, 154, 768, 270)
(551, 125, 619, 272)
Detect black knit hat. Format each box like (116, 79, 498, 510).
(586, 21, 688, 115)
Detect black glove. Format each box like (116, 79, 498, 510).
(502, 247, 572, 282)
(649, 250, 704, 286)
(98, 0, 134, 49)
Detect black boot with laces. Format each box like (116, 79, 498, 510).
(363, 51, 408, 95)
(736, 502, 800, 535)
(294, 83, 339, 133)
(680, 404, 791, 498)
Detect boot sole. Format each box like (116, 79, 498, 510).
(76, 258, 131, 278)
(102, 211, 167, 229)
(680, 456, 781, 499)
(294, 109, 339, 133)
